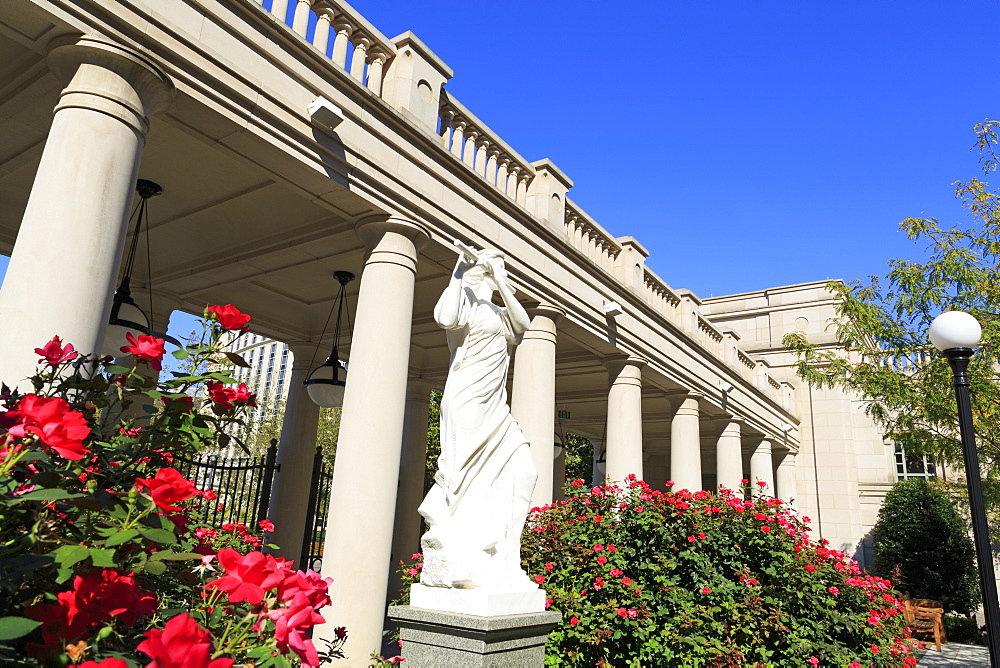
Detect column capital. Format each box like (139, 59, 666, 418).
(526, 302, 566, 321)
(48, 35, 174, 137)
(355, 214, 431, 256)
(332, 16, 355, 32)
(602, 353, 647, 370)
(352, 35, 373, 49)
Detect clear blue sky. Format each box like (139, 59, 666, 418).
(2, 0, 997, 319)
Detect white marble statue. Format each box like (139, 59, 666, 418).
(417, 242, 538, 591)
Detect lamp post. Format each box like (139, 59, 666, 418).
(929, 310, 1000, 662)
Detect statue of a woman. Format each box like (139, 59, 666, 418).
(417, 244, 538, 591)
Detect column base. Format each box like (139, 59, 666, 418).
(410, 582, 545, 616)
(387, 605, 560, 667)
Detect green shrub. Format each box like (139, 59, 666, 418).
(519, 478, 919, 667)
(872, 479, 980, 614)
(945, 614, 983, 645)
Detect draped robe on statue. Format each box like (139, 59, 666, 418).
(418, 285, 538, 590)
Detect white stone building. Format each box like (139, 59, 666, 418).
(0, 1, 921, 662)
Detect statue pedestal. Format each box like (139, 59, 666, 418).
(409, 582, 545, 616)
(387, 605, 561, 668)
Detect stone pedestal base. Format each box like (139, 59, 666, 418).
(410, 582, 545, 616)
(388, 605, 560, 667)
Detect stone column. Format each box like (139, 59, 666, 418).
(716, 418, 744, 493)
(312, 8, 334, 54)
(350, 37, 370, 82)
(388, 378, 434, 601)
(266, 342, 321, 562)
(0, 36, 172, 387)
(315, 215, 429, 663)
(604, 355, 646, 484)
(670, 393, 703, 492)
(510, 304, 564, 508)
(463, 131, 478, 167)
(749, 438, 775, 498)
(367, 51, 387, 96)
(450, 121, 466, 158)
(775, 451, 797, 509)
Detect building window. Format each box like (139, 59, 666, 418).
(894, 443, 936, 481)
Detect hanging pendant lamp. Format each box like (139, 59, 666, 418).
(304, 270, 355, 408)
(102, 179, 161, 356)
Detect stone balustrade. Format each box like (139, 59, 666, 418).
(437, 93, 535, 203)
(250, 0, 397, 96)
(564, 201, 622, 274)
(643, 268, 682, 317)
(697, 313, 724, 356)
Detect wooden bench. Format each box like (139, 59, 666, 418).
(902, 595, 946, 652)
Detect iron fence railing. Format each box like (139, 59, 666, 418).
(174, 441, 279, 528)
(300, 446, 335, 571)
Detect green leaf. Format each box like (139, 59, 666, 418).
(52, 544, 89, 569)
(88, 548, 118, 568)
(171, 349, 190, 360)
(150, 551, 200, 562)
(0, 617, 41, 641)
(138, 526, 177, 545)
(105, 528, 140, 547)
(15, 489, 84, 502)
(143, 560, 167, 575)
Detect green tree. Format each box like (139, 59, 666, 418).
(783, 121, 1000, 527)
(871, 479, 979, 614)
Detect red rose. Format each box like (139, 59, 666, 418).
(206, 549, 286, 606)
(258, 519, 275, 532)
(206, 382, 236, 411)
(265, 593, 326, 666)
(24, 569, 156, 659)
(35, 335, 78, 366)
(206, 304, 252, 331)
(120, 332, 166, 371)
(4, 394, 91, 460)
(233, 382, 257, 408)
(138, 613, 233, 668)
(135, 468, 201, 512)
(760, 525, 772, 533)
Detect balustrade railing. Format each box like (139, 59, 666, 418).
(564, 201, 621, 273)
(643, 268, 681, 317)
(697, 314, 724, 355)
(438, 93, 535, 202)
(250, 0, 396, 97)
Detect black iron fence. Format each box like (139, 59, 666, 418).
(300, 446, 335, 571)
(174, 441, 279, 528)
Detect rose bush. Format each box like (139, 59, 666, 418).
(401, 477, 921, 666)
(519, 477, 920, 666)
(0, 305, 343, 666)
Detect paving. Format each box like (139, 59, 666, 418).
(917, 643, 991, 666)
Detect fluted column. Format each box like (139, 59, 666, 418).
(267, 343, 322, 562)
(670, 393, 703, 492)
(749, 438, 775, 498)
(315, 215, 429, 663)
(511, 304, 564, 508)
(775, 451, 797, 509)
(331, 19, 353, 69)
(388, 378, 434, 601)
(604, 355, 646, 484)
(0, 36, 172, 387)
(715, 418, 744, 493)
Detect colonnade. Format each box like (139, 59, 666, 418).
(0, 34, 799, 666)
